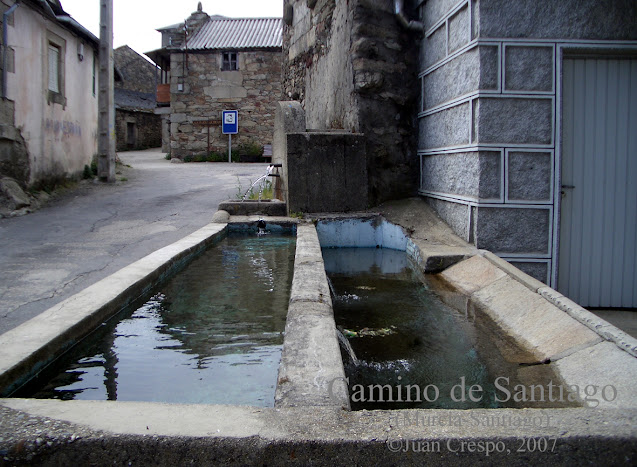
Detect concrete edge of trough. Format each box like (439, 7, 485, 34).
(0, 222, 229, 397)
(274, 223, 350, 410)
(438, 252, 637, 408)
(477, 250, 637, 359)
(0, 400, 636, 464)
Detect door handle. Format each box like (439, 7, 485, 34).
(561, 185, 575, 196)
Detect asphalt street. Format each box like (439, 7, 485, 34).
(0, 148, 270, 335)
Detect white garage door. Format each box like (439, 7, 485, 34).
(559, 57, 637, 308)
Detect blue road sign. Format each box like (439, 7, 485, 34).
(222, 110, 238, 134)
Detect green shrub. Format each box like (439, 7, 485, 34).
(238, 141, 264, 157)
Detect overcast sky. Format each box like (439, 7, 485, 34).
(61, 0, 283, 58)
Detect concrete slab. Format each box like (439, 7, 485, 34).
(275, 310, 349, 409)
(288, 262, 332, 306)
(2, 399, 268, 438)
(552, 341, 637, 408)
(440, 254, 507, 295)
(294, 223, 324, 262)
(1, 400, 636, 464)
(471, 276, 602, 364)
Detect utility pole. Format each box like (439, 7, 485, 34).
(97, 0, 115, 182)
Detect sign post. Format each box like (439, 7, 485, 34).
(222, 110, 238, 162)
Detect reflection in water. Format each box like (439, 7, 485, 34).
(23, 234, 295, 406)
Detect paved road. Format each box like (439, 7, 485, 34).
(0, 148, 270, 335)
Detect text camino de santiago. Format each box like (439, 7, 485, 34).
(328, 376, 618, 407)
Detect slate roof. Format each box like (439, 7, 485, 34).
(115, 88, 156, 111)
(187, 17, 282, 50)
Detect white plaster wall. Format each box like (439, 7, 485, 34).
(7, 6, 98, 185)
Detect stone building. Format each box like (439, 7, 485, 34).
(146, 4, 282, 159)
(0, 0, 98, 188)
(281, 0, 637, 308)
(113, 46, 161, 152)
(282, 0, 419, 204)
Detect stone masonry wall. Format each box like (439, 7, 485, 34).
(115, 110, 161, 152)
(418, 0, 637, 284)
(170, 49, 282, 158)
(283, 0, 420, 205)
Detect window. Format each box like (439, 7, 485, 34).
(222, 51, 237, 71)
(46, 32, 66, 106)
(48, 44, 60, 93)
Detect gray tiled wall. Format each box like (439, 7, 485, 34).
(417, 0, 637, 284)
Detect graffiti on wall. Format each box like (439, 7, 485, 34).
(44, 119, 82, 138)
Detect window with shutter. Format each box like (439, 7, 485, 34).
(46, 32, 66, 105)
(48, 44, 60, 93)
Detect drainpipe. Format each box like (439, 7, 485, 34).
(394, 0, 424, 33)
(2, 1, 20, 99)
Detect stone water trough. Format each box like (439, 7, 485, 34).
(0, 199, 636, 465)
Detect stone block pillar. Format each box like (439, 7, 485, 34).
(274, 101, 368, 214)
